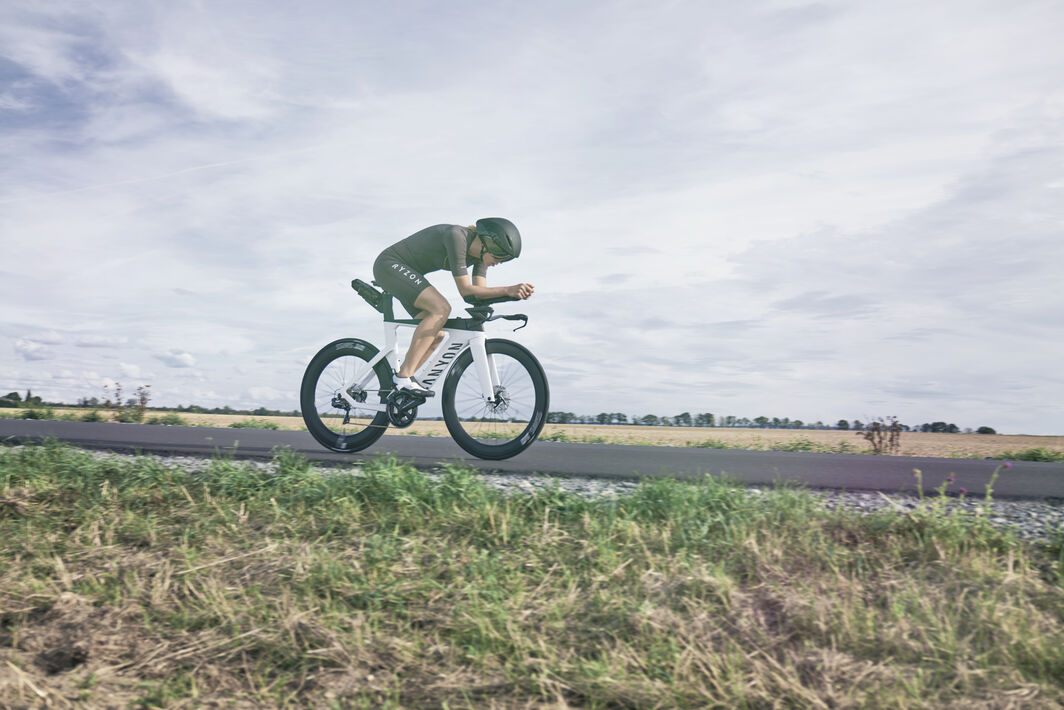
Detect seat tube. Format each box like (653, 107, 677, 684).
(469, 333, 497, 401)
(382, 323, 400, 373)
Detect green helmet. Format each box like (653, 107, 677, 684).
(475, 217, 522, 260)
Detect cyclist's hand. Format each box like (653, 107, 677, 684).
(507, 283, 534, 300)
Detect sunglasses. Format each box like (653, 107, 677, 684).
(480, 236, 512, 260)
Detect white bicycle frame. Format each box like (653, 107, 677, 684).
(335, 321, 501, 414)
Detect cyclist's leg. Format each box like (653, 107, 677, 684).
(400, 286, 450, 377)
(371, 253, 451, 381)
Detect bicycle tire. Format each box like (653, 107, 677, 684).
(441, 339, 549, 460)
(301, 338, 392, 452)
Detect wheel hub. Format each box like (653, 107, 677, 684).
(490, 386, 511, 413)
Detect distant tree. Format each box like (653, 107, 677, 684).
(792, 420, 804, 429)
(754, 416, 769, 428)
(694, 412, 715, 427)
(615, 413, 627, 425)
(976, 426, 997, 435)
(852, 420, 864, 431)
(922, 422, 959, 433)
(4, 392, 21, 402)
(836, 420, 850, 430)
(640, 414, 660, 426)
(674, 412, 692, 427)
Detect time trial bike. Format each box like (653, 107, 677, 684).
(300, 279, 549, 460)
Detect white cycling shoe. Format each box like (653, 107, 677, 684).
(393, 375, 434, 397)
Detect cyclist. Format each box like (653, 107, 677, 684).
(372, 217, 534, 396)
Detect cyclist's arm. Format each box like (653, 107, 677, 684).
(454, 274, 533, 300)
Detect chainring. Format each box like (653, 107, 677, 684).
(386, 390, 421, 428)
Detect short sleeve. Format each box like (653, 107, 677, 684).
(443, 226, 471, 277)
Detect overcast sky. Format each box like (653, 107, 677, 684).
(2, 1, 1062, 435)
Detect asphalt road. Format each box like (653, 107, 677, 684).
(2, 418, 1062, 499)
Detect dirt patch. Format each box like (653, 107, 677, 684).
(0, 592, 159, 707)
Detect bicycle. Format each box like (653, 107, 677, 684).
(300, 279, 549, 460)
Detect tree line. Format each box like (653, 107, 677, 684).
(1, 389, 298, 418)
(546, 412, 997, 434)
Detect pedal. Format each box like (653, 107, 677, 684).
(398, 386, 434, 399)
(387, 389, 429, 410)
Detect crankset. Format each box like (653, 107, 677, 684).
(386, 389, 424, 428)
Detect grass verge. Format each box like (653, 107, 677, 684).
(1, 442, 1063, 708)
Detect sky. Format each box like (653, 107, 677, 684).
(2, 0, 1062, 435)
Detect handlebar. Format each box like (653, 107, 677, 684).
(462, 295, 528, 331)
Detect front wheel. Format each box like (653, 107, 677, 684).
(301, 338, 392, 452)
(442, 339, 549, 460)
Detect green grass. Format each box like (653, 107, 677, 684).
(146, 413, 188, 426)
(688, 436, 861, 454)
(1, 441, 1061, 708)
(228, 418, 280, 430)
(992, 447, 1064, 463)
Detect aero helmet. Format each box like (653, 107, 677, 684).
(475, 217, 521, 260)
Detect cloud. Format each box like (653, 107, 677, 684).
(770, 291, 880, 320)
(76, 335, 129, 348)
(155, 351, 196, 368)
(21, 331, 64, 344)
(14, 339, 54, 361)
(1, 1, 1062, 434)
(119, 363, 142, 378)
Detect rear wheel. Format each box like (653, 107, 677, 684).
(300, 338, 392, 452)
(442, 339, 548, 460)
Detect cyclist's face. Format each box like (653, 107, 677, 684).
(478, 237, 512, 267)
(482, 251, 510, 267)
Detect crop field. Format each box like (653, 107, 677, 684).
(5, 408, 1063, 460)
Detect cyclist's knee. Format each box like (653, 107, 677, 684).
(415, 302, 450, 326)
(421, 299, 450, 322)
